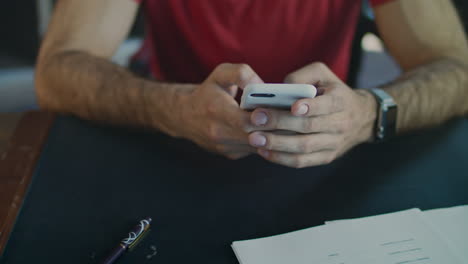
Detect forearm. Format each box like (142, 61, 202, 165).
(36, 50, 193, 136)
(381, 57, 468, 133)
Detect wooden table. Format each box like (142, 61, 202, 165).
(0, 112, 54, 254)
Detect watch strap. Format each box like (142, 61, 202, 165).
(368, 88, 398, 142)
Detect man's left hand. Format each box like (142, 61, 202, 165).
(247, 62, 378, 168)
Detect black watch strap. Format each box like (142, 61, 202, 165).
(368, 88, 398, 142)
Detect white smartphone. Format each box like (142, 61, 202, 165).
(240, 83, 317, 110)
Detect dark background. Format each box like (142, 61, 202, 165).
(1, 0, 467, 67)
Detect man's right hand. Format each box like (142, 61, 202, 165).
(172, 63, 263, 160)
(36, 0, 264, 160)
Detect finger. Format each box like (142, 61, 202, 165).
(205, 118, 251, 147)
(207, 96, 253, 139)
(249, 132, 339, 153)
(291, 89, 344, 117)
(215, 142, 257, 152)
(284, 62, 338, 86)
(225, 152, 252, 160)
(250, 108, 346, 134)
(218, 139, 255, 159)
(223, 108, 254, 137)
(257, 149, 335, 169)
(209, 63, 263, 92)
(249, 108, 294, 130)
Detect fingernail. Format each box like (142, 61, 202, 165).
(250, 134, 267, 147)
(252, 111, 268, 126)
(258, 149, 270, 158)
(296, 104, 309, 116)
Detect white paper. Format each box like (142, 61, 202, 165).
(325, 205, 468, 262)
(232, 209, 462, 264)
(423, 205, 468, 261)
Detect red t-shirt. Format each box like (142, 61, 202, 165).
(135, 0, 393, 83)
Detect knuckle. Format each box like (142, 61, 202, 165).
(207, 124, 223, 143)
(306, 103, 317, 115)
(214, 144, 226, 153)
(312, 61, 327, 70)
(226, 155, 236, 160)
(284, 74, 299, 84)
(297, 140, 310, 153)
(328, 83, 339, 91)
(226, 153, 241, 160)
(216, 63, 231, 71)
(237, 152, 250, 160)
(291, 156, 305, 169)
(331, 135, 344, 149)
(241, 122, 253, 133)
(335, 120, 344, 133)
(332, 94, 344, 111)
(206, 102, 218, 115)
(237, 63, 252, 73)
(340, 119, 350, 132)
(236, 64, 255, 83)
(326, 83, 338, 94)
(302, 140, 315, 153)
(266, 113, 277, 128)
(263, 135, 275, 150)
(297, 143, 307, 153)
(325, 152, 337, 164)
(301, 118, 314, 133)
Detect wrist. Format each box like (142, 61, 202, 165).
(170, 84, 197, 138)
(355, 89, 378, 143)
(141, 80, 196, 137)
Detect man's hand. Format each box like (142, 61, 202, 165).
(247, 62, 377, 168)
(176, 63, 263, 160)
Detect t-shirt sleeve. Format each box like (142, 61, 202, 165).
(369, 0, 394, 7)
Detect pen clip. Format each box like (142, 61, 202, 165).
(128, 228, 151, 251)
(121, 219, 151, 250)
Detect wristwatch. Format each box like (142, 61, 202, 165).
(368, 88, 398, 142)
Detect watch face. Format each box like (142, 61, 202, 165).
(369, 89, 398, 142)
(385, 105, 398, 139)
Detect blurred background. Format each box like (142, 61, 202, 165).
(0, 0, 467, 153)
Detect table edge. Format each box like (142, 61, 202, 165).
(0, 111, 55, 255)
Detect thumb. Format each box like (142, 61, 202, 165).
(208, 63, 264, 97)
(284, 62, 338, 86)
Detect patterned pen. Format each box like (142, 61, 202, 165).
(101, 217, 152, 264)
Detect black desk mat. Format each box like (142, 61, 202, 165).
(2, 116, 468, 263)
